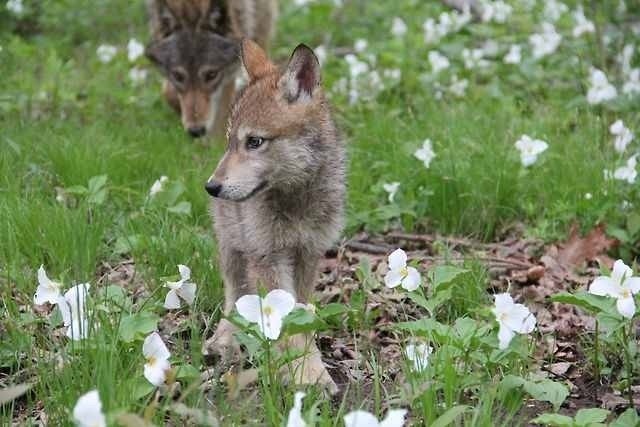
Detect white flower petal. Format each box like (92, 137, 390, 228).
(73, 390, 106, 427)
(498, 324, 516, 349)
(144, 357, 170, 386)
(388, 249, 407, 271)
(177, 264, 191, 281)
(401, 267, 421, 291)
(504, 304, 536, 334)
(264, 289, 296, 317)
(34, 284, 60, 305)
(380, 409, 408, 427)
(259, 312, 284, 340)
(612, 259, 632, 284)
(235, 294, 263, 323)
(589, 276, 621, 298)
(67, 317, 90, 340)
(143, 332, 170, 360)
(176, 282, 197, 305)
(57, 296, 72, 326)
(493, 293, 514, 312)
(624, 277, 640, 294)
(164, 289, 181, 309)
(344, 410, 381, 427)
(384, 270, 403, 288)
(286, 391, 307, 427)
(616, 295, 636, 318)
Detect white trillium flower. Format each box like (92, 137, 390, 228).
(492, 293, 536, 349)
(6, 0, 23, 15)
(354, 39, 368, 53)
(589, 260, 640, 318)
(127, 38, 145, 62)
(515, 135, 548, 167)
(344, 409, 407, 427)
(143, 332, 171, 386)
(428, 51, 450, 74)
(72, 390, 106, 427)
(422, 19, 440, 44)
(344, 54, 369, 79)
(529, 23, 562, 59)
(618, 44, 634, 76)
(405, 342, 432, 372)
(286, 392, 307, 427)
(462, 48, 489, 69)
(610, 120, 634, 153)
(96, 44, 117, 63)
(587, 68, 617, 105)
(414, 139, 436, 168)
(235, 289, 296, 340)
(57, 283, 91, 340)
(391, 17, 407, 37)
(149, 175, 168, 197)
(481, 0, 512, 23)
(129, 67, 148, 85)
(613, 156, 637, 184)
(543, 0, 568, 22)
(503, 44, 522, 64)
(34, 265, 62, 305)
(384, 249, 421, 291)
(623, 69, 640, 96)
(448, 75, 469, 97)
(164, 264, 197, 309)
(572, 6, 594, 37)
(382, 182, 400, 203)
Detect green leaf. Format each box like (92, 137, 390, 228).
(530, 413, 574, 426)
(523, 379, 569, 412)
(550, 292, 616, 315)
(574, 408, 609, 426)
(284, 308, 326, 334)
(118, 312, 160, 343)
(430, 265, 468, 290)
(395, 318, 452, 341)
(87, 174, 107, 192)
(64, 185, 88, 195)
(316, 303, 348, 318)
(596, 312, 626, 335)
(151, 180, 185, 206)
(430, 405, 469, 427)
(132, 378, 155, 400)
(167, 201, 192, 215)
(113, 234, 142, 255)
(610, 408, 640, 427)
(175, 364, 200, 380)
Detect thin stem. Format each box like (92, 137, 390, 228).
(594, 320, 600, 387)
(622, 323, 634, 408)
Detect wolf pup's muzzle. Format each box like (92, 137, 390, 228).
(204, 180, 223, 197)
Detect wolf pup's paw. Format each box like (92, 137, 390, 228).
(202, 318, 240, 366)
(283, 336, 339, 395)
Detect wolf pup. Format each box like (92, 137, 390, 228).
(145, 0, 277, 138)
(203, 39, 345, 392)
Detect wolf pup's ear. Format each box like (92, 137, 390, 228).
(240, 38, 276, 81)
(279, 44, 320, 103)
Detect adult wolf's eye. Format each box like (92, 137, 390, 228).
(246, 136, 265, 150)
(171, 70, 186, 84)
(204, 70, 217, 83)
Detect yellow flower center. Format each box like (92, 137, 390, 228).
(263, 305, 273, 316)
(400, 267, 408, 278)
(147, 356, 156, 366)
(500, 313, 508, 321)
(622, 289, 631, 299)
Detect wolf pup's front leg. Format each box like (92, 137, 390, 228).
(205, 39, 346, 394)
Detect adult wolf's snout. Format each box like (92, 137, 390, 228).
(204, 180, 222, 197)
(188, 126, 207, 138)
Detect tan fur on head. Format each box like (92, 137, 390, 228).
(240, 38, 277, 81)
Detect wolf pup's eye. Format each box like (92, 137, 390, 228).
(246, 136, 265, 150)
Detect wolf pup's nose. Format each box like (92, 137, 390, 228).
(205, 180, 222, 197)
(188, 126, 206, 138)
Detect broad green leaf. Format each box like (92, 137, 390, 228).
(596, 312, 625, 335)
(64, 185, 88, 195)
(317, 303, 348, 318)
(395, 318, 452, 341)
(610, 408, 640, 427)
(87, 174, 107, 192)
(551, 292, 616, 315)
(167, 201, 192, 215)
(430, 265, 468, 290)
(175, 364, 200, 380)
(132, 378, 155, 400)
(119, 312, 160, 343)
(530, 413, 574, 426)
(574, 408, 609, 426)
(151, 180, 185, 207)
(284, 308, 326, 334)
(113, 234, 142, 255)
(430, 405, 469, 427)
(523, 379, 569, 411)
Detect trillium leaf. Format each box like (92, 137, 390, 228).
(167, 201, 192, 216)
(530, 413, 574, 426)
(316, 303, 348, 319)
(118, 312, 159, 342)
(550, 291, 616, 315)
(610, 408, 640, 427)
(522, 379, 569, 411)
(574, 408, 610, 426)
(430, 265, 469, 291)
(174, 364, 200, 380)
(150, 180, 185, 207)
(283, 308, 326, 335)
(595, 312, 625, 336)
(430, 405, 469, 427)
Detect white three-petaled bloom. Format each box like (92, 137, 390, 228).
(143, 332, 171, 386)
(164, 264, 197, 309)
(503, 44, 521, 64)
(492, 293, 536, 350)
(414, 139, 436, 168)
(57, 284, 91, 340)
(529, 23, 562, 59)
(129, 67, 148, 85)
(572, 6, 594, 37)
(34, 265, 62, 305)
(428, 51, 450, 74)
(96, 44, 117, 64)
(382, 182, 400, 203)
(235, 289, 296, 340)
(286, 391, 307, 427)
(72, 390, 106, 427)
(127, 38, 144, 62)
(353, 39, 368, 54)
(405, 342, 432, 372)
(480, 0, 512, 23)
(623, 69, 640, 96)
(589, 260, 640, 318)
(391, 17, 407, 37)
(448, 75, 468, 97)
(6, 0, 23, 15)
(384, 249, 421, 291)
(610, 120, 634, 153)
(543, 0, 568, 22)
(462, 48, 489, 69)
(613, 155, 637, 184)
(149, 175, 168, 197)
(344, 409, 407, 427)
(587, 68, 617, 105)
(515, 135, 548, 167)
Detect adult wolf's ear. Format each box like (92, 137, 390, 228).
(278, 44, 321, 103)
(145, 37, 171, 67)
(240, 38, 276, 81)
(147, 0, 179, 39)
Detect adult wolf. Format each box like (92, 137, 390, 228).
(145, 0, 277, 138)
(204, 39, 345, 393)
